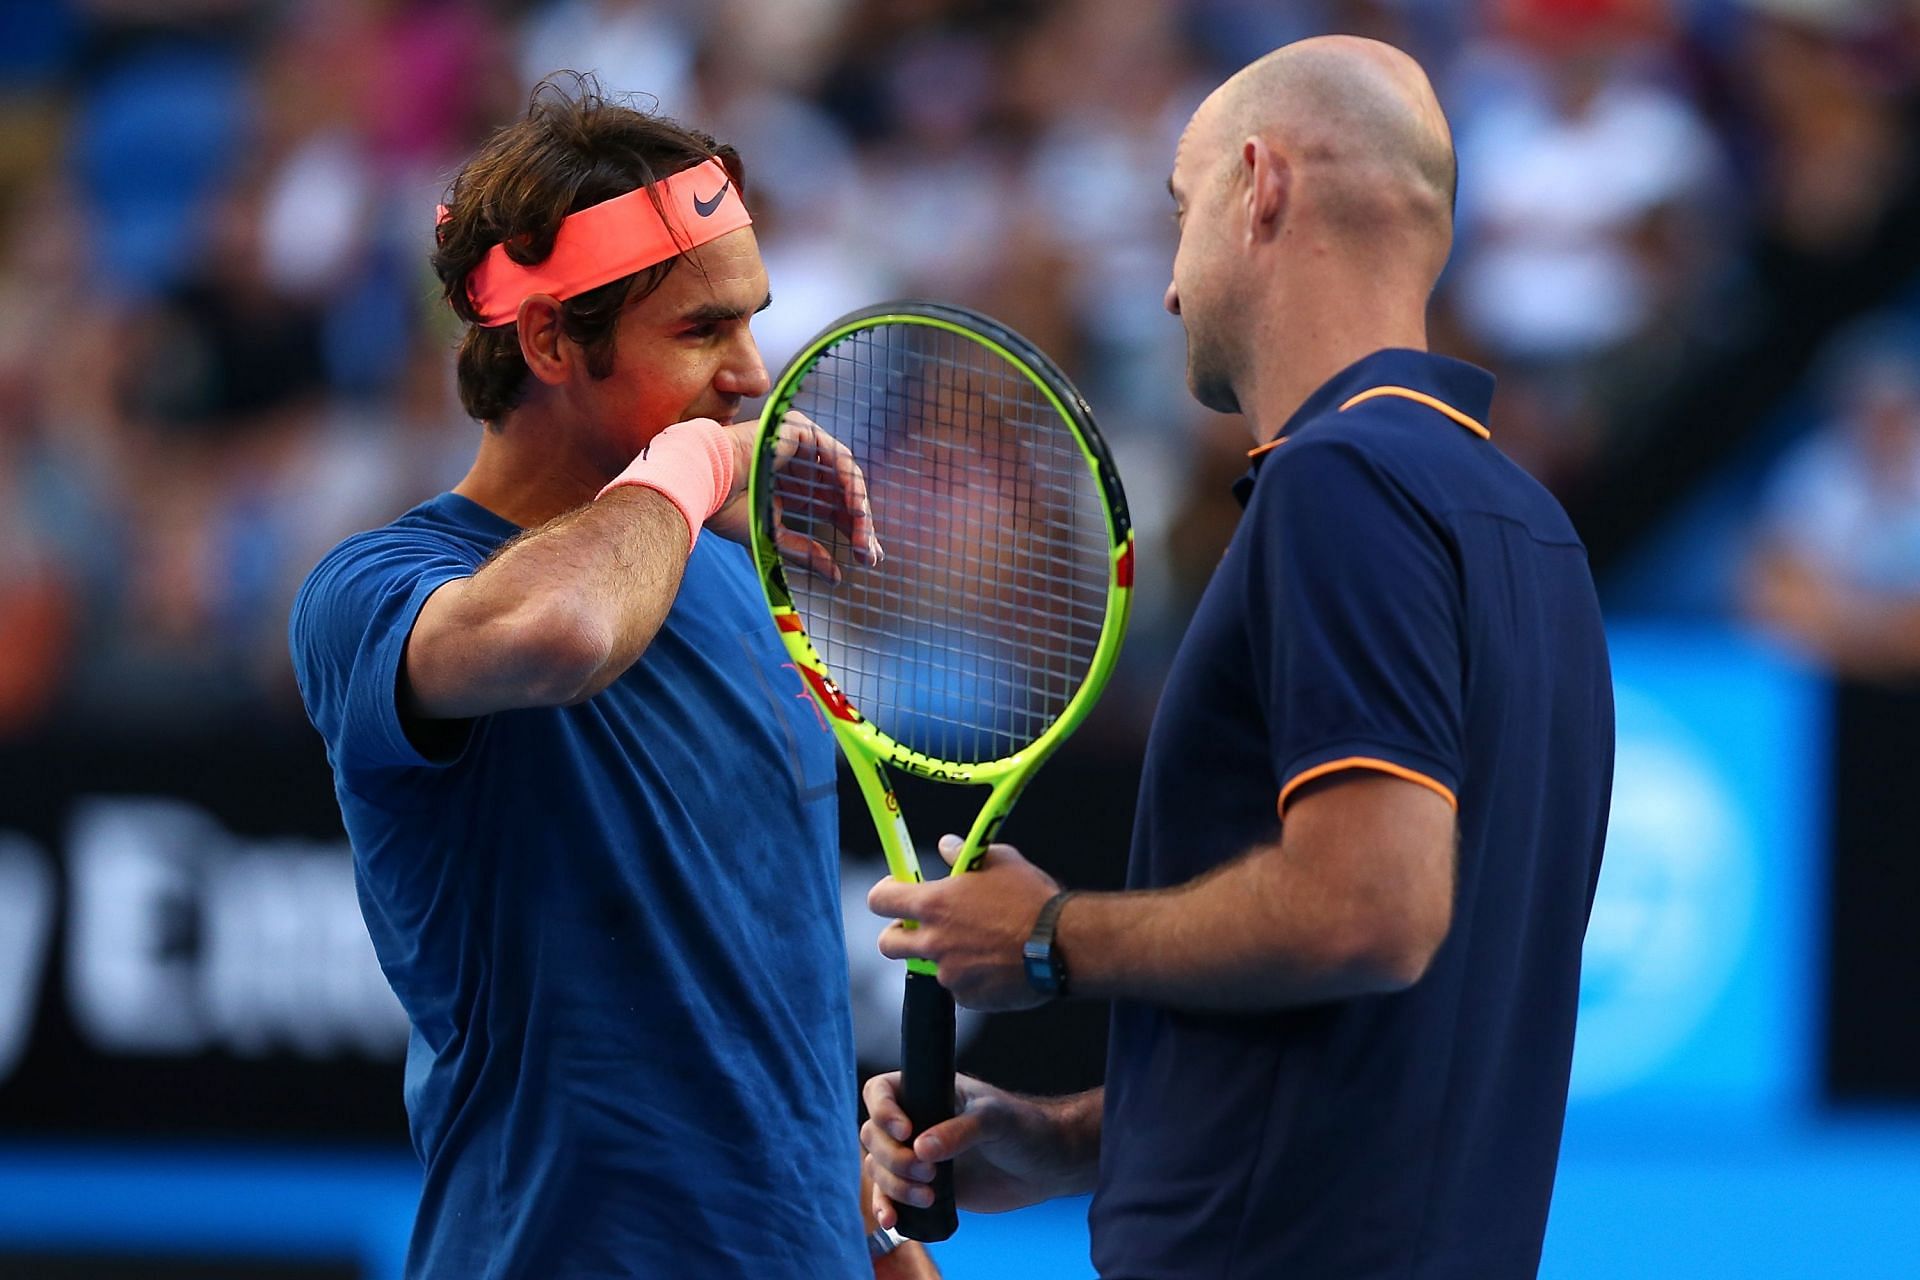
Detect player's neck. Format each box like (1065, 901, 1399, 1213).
(452, 408, 611, 530)
(1243, 288, 1429, 443)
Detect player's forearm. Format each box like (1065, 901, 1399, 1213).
(484, 487, 691, 690)
(406, 488, 690, 716)
(874, 1245, 941, 1279)
(1031, 1086, 1104, 1193)
(1060, 846, 1426, 1012)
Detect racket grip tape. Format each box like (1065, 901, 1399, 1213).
(893, 969, 959, 1242)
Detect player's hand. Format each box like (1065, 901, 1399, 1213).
(861, 1167, 944, 1279)
(869, 837, 1059, 1011)
(861, 1071, 1085, 1224)
(707, 410, 882, 581)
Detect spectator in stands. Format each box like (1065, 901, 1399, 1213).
(1730, 0, 1916, 257)
(0, 0, 1910, 730)
(1447, 0, 1730, 489)
(1745, 316, 1920, 680)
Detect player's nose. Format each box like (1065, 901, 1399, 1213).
(720, 335, 770, 399)
(1164, 280, 1180, 316)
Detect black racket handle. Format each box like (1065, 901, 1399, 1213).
(893, 968, 959, 1242)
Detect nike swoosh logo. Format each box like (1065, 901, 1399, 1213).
(693, 181, 730, 218)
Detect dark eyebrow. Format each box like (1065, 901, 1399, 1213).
(680, 292, 773, 325)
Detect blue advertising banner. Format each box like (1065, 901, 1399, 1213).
(1567, 624, 1827, 1117)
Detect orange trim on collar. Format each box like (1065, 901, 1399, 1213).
(1339, 386, 1491, 439)
(1279, 756, 1459, 814)
(1246, 437, 1289, 458)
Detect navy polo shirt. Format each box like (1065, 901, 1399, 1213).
(1092, 350, 1614, 1279)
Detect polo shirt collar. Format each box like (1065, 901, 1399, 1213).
(1233, 348, 1496, 506)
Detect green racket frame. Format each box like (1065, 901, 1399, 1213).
(749, 301, 1133, 1241)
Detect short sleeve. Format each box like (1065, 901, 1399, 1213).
(288, 530, 478, 776)
(1243, 439, 1465, 814)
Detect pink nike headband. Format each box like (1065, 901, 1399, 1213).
(442, 157, 752, 328)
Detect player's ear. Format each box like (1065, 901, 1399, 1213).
(515, 295, 572, 386)
(1243, 136, 1288, 246)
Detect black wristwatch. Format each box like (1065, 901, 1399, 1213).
(1023, 890, 1078, 1000)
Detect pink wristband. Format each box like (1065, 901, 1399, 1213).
(595, 418, 737, 547)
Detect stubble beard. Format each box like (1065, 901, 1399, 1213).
(1183, 318, 1242, 417)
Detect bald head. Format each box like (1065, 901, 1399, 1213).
(1163, 38, 1457, 426)
(1198, 36, 1455, 265)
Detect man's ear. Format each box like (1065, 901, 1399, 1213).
(516, 295, 571, 386)
(1243, 136, 1289, 246)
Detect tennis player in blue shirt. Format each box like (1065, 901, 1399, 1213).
(291, 83, 932, 1277)
(862, 37, 1614, 1279)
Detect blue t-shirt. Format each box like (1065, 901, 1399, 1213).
(289, 493, 864, 1279)
(1092, 351, 1615, 1279)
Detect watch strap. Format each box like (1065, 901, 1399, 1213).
(1023, 889, 1078, 999)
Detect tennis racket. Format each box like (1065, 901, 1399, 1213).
(748, 301, 1133, 1242)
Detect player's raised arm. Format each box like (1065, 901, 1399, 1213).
(405, 145, 884, 724)
(404, 405, 876, 720)
(402, 414, 738, 720)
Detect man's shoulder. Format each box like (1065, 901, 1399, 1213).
(1280, 402, 1580, 545)
(1243, 429, 1419, 527)
(289, 495, 494, 664)
(341, 493, 503, 559)
(300, 497, 490, 599)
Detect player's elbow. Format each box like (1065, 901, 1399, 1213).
(405, 581, 631, 717)
(1348, 896, 1452, 993)
(500, 602, 620, 706)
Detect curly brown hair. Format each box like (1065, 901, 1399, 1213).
(432, 74, 745, 424)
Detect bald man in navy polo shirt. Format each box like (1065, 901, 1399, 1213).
(860, 35, 1615, 1280)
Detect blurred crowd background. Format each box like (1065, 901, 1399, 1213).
(2, 0, 1918, 735)
(3, 0, 1920, 1275)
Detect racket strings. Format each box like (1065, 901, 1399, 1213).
(776, 324, 1110, 766)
